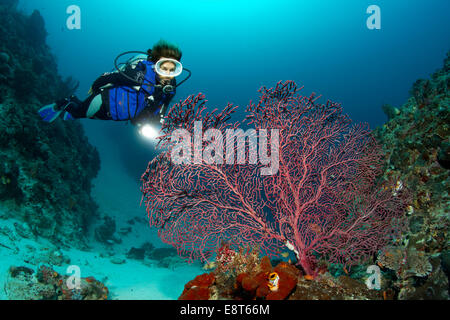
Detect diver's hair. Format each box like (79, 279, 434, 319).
(147, 39, 182, 62)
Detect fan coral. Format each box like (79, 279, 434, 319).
(141, 81, 409, 275)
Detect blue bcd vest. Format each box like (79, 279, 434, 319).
(108, 60, 160, 121)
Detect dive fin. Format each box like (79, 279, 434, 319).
(38, 103, 63, 122)
(63, 111, 75, 121)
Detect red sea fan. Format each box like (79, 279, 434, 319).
(141, 81, 409, 275)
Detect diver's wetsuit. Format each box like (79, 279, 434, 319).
(61, 62, 175, 125)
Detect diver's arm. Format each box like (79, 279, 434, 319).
(157, 78, 177, 123)
(90, 62, 147, 94)
(90, 72, 120, 93)
(158, 94, 175, 124)
(130, 91, 175, 127)
(130, 108, 152, 127)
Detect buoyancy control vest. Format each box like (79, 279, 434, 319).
(108, 60, 167, 121)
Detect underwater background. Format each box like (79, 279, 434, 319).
(0, 0, 448, 300)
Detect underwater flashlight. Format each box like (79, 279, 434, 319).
(139, 124, 159, 140)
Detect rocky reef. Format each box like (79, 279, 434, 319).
(374, 52, 449, 300)
(5, 265, 108, 300)
(179, 246, 384, 300)
(0, 1, 100, 246)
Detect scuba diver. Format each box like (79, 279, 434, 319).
(38, 40, 191, 137)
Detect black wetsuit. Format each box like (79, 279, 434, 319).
(62, 63, 175, 126)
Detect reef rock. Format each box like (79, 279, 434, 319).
(5, 265, 108, 300)
(0, 4, 100, 247)
(374, 51, 449, 299)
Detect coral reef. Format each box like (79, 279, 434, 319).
(146, 247, 186, 268)
(0, 4, 100, 246)
(5, 265, 108, 300)
(0, 2, 79, 103)
(26, 10, 48, 46)
(23, 245, 71, 266)
(377, 246, 433, 278)
(179, 272, 216, 300)
(374, 52, 449, 299)
(127, 247, 146, 260)
(395, 258, 448, 300)
(179, 247, 383, 300)
(235, 259, 300, 300)
(289, 273, 383, 300)
(91, 237, 186, 270)
(95, 216, 121, 244)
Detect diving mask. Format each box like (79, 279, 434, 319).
(154, 58, 183, 78)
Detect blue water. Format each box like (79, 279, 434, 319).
(17, 0, 450, 179)
(17, 0, 449, 121)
